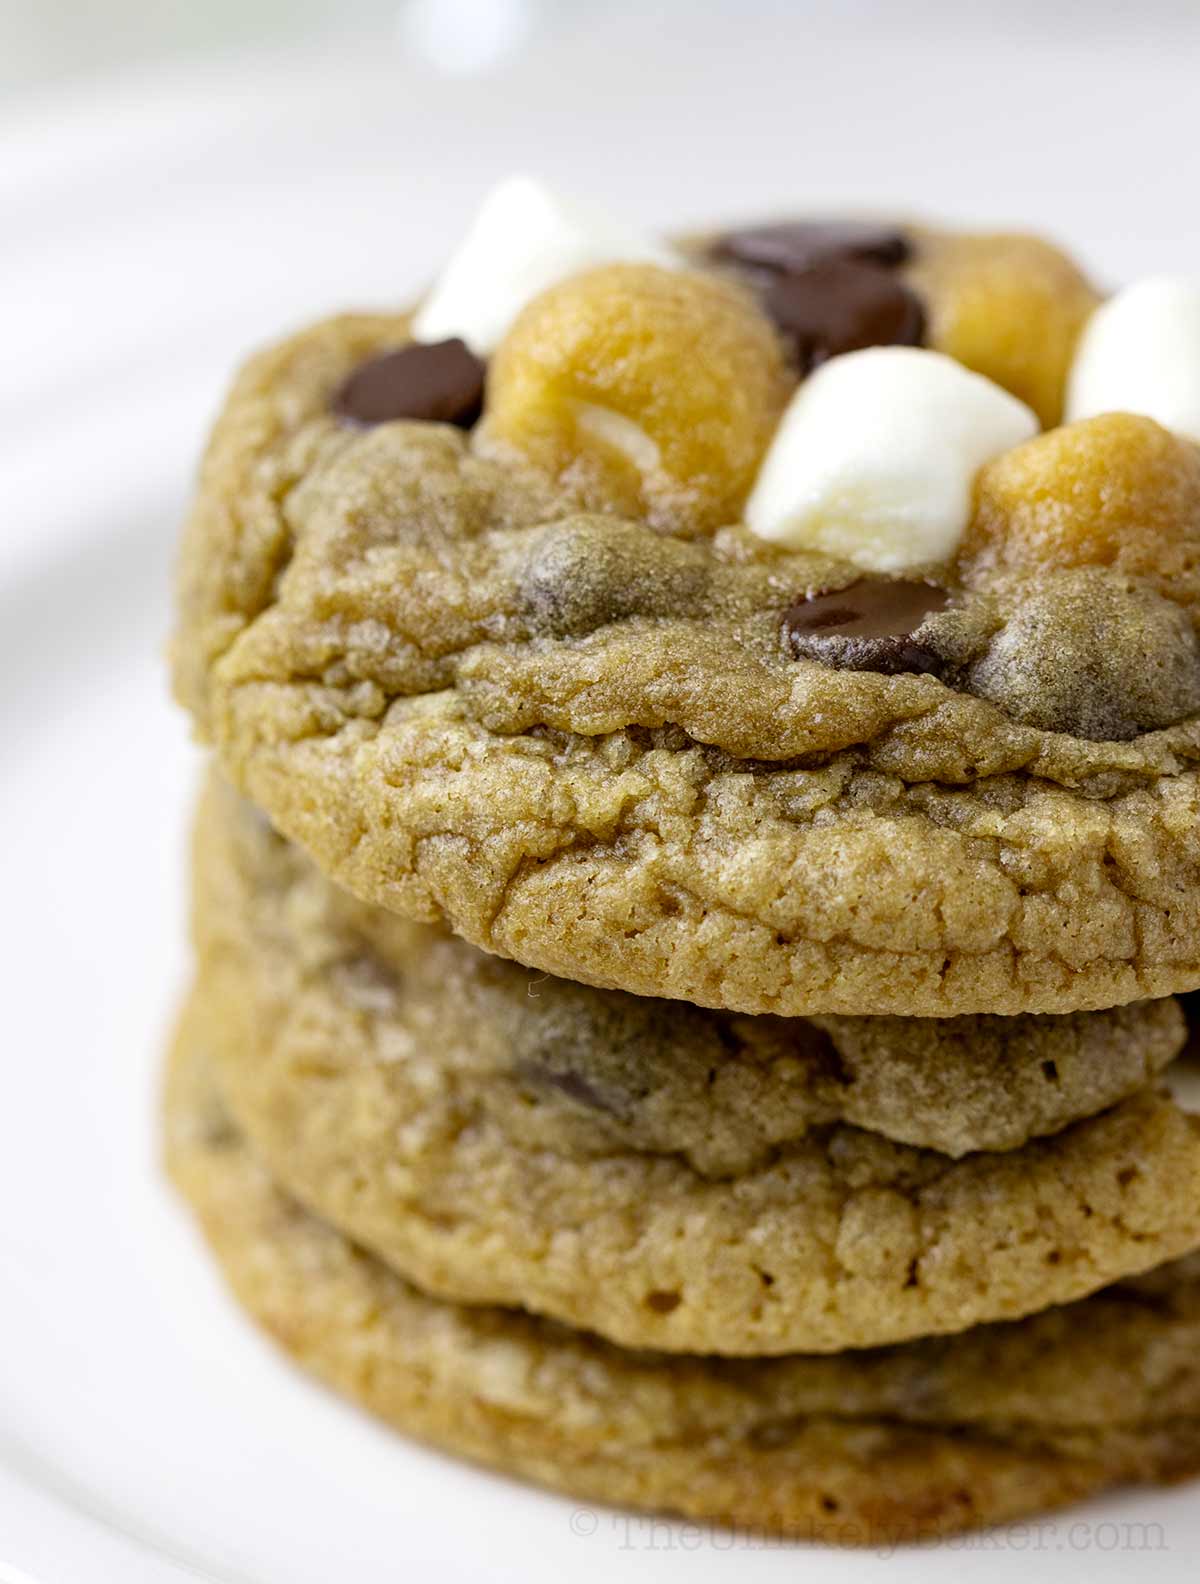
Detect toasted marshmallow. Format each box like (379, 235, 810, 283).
(412, 175, 680, 355)
(744, 348, 1038, 571)
(1066, 276, 1200, 442)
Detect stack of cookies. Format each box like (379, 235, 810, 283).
(167, 181, 1200, 1543)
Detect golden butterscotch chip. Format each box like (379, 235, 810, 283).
(907, 231, 1101, 427)
(963, 413, 1200, 610)
(481, 262, 792, 532)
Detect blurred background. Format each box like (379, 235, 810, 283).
(3, 0, 1200, 580)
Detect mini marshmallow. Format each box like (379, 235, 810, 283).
(412, 175, 680, 355)
(1066, 276, 1200, 442)
(744, 348, 1038, 571)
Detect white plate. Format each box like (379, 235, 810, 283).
(4, 13, 1200, 1580)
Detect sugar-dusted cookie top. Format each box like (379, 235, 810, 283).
(173, 178, 1200, 1015)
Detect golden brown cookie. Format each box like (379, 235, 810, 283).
(172, 218, 1200, 1017)
(165, 1012, 1200, 1545)
(198, 775, 1185, 1162)
(188, 778, 1200, 1356)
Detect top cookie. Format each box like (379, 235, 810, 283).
(173, 180, 1200, 1016)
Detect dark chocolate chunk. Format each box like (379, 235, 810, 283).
(787, 580, 951, 641)
(709, 219, 924, 371)
(332, 339, 485, 428)
(784, 580, 952, 676)
(711, 220, 911, 276)
(763, 260, 926, 372)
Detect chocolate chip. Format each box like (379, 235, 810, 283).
(784, 580, 952, 676)
(332, 339, 485, 428)
(965, 569, 1200, 739)
(520, 516, 709, 637)
(711, 220, 911, 276)
(709, 220, 925, 370)
(762, 261, 926, 372)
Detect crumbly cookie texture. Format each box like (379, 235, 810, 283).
(166, 1023, 1200, 1545)
(190, 780, 1200, 1356)
(172, 220, 1200, 1017)
(201, 777, 1185, 1163)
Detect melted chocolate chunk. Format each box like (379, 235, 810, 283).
(710, 218, 925, 368)
(711, 220, 911, 276)
(784, 580, 952, 676)
(332, 339, 485, 428)
(763, 260, 926, 372)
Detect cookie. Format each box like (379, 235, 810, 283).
(165, 1015, 1200, 1545)
(171, 206, 1200, 1018)
(903, 227, 1099, 428)
(198, 775, 1185, 1163)
(189, 780, 1200, 1356)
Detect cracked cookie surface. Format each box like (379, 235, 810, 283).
(200, 776, 1185, 1163)
(189, 778, 1200, 1355)
(172, 223, 1200, 1016)
(165, 1014, 1200, 1544)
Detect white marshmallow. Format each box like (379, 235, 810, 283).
(744, 348, 1038, 571)
(412, 175, 680, 355)
(1065, 276, 1200, 442)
